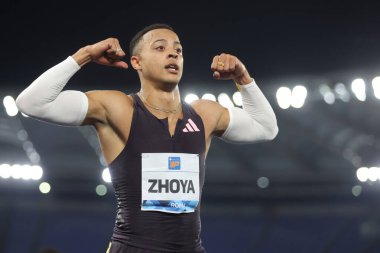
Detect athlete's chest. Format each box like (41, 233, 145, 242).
(130, 112, 205, 154)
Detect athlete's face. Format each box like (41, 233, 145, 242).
(133, 29, 184, 86)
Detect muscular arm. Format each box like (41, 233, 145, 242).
(15, 39, 133, 164)
(194, 53, 278, 145)
(15, 56, 89, 126)
(193, 78, 278, 145)
(15, 38, 128, 127)
(219, 79, 278, 143)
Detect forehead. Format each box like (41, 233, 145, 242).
(142, 28, 180, 44)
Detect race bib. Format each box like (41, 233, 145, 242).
(141, 153, 200, 214)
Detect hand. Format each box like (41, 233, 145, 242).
(211, 53, 252, 85)
(73, 38, 128, 69)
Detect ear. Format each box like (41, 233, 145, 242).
(131, 56, 142, 70)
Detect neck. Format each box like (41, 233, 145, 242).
(138, 82, 181, 114)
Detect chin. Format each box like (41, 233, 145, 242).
(165, 76, 181, 85)
(160, 79, 180, 91)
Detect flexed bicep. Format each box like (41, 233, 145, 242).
(80, 91, 109, 126)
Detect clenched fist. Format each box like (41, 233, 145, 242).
(211, 53, 252, 85)
(72, 38, 128, 69)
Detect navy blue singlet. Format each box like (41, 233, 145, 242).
(108, 93, 206, 252)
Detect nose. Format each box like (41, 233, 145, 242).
(168, 53, 178, 59)
(168, 50, 178, 59)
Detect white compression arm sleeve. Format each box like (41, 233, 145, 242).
(221, 79, 278, 144)
(16, 56, 88, 126)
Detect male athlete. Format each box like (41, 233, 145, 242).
(16, 24, 278, 252)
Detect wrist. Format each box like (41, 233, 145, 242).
(71, 46, 92, 67)
(233, 71, 252, 85)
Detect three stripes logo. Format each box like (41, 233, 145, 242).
(183, 118, 200, 132)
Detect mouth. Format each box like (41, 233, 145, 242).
(165, 63, 179, 74)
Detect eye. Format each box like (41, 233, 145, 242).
(176, 48, 182, 54)
(156, 46, 165, 51)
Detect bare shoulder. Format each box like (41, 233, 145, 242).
(190, 99, 229, 136)
(86, 90, 133, 105)
(191, 99, 224, 118)
(85, 90, 133, 113)
(82, 89, 133, 126)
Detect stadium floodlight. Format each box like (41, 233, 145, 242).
(324, 92, 335, 104)
(351, 185, 362, 197)
(276, 87, 292, 109)
(96, 184, 107, 196)
(102, 168, 112, 183)
(11, 164, 23, 179)
(356, 167, 368, 182)
(372, 76, 380, 99)
(20, 165, 32, 180)
(291, 85, 307, 108)
(232, 92, 242, 106)
(29, 152, 41, 164)
(0, 164, 43, 181)
(351, 78, 366, 101)
(257, 177, 270, 189)
(3, 96, 18, 116)
(368, 167, 379, 182)
(334, 83, 350, 102)
(201, 93, 216, 101)
(31, 165, 43, 180)
(217, 93, 234, 108)
(184, 94, 199, 104)
(39, 182, 51, 194)
(319, 84, 335, 104)
(0, 164, 11, 179)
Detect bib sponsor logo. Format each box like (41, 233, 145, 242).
(168, 157, 181, 170)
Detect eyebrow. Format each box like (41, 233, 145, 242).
(152, 39, 181, 45)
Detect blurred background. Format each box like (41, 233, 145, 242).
(1, 1, 380, 252)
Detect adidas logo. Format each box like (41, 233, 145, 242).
(183, 118, 200, 132)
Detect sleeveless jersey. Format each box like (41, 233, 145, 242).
(108, 93, 206, 252)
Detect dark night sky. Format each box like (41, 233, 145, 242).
(2, 1, 380, 95)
